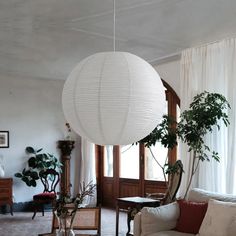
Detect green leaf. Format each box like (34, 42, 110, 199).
(38, 163, 45, 169)
(22, 176, 29, 183)
(28, 157, 37, 168)
(25, 179, 32, 186)
(42, 153, 48, 160)
(30, 179, 37, 187)
(30, 171, 39, 179)
(46, 162, 51, 168)
(36, 153, 43, 160)
(36, 148, 43, 153)
(25, 146, 35, 154)
(15, 173, 22, 178)
(24, 170, 32, 176)
(137, 115, 177, 149)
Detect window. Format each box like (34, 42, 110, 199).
(102, 80, 180, 181)
(99, 80, 180, 207)
(145, 142, 168, 181)
(104, 145, 113, 177)
(120, 144, 139, 179)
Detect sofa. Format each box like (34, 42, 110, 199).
(133, 188, 236, 236)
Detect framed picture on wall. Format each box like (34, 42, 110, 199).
(0, 131, 9, 148)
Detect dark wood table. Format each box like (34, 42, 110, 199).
(0, 178, 13, 215)
(115, 197, 160, 236)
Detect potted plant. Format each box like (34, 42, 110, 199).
(177, 91, 230, 198)
(138, 91, 230, 198)
(15, 146, 62, 187)
(54, 181, 96, 236)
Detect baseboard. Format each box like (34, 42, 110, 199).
(0, 202, 53, 213)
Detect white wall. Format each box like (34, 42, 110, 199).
(0, 74, 77, 203)
(154, 59, 181, 97)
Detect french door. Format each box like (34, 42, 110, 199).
(96, 81, 180, 207)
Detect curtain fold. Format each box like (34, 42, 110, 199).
(80, 137, 97, 206)
(179, 38, 236, 195)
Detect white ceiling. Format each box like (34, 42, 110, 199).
(1, 0, 236, 80)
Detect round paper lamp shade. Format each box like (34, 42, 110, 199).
(62, 52, 166, 145)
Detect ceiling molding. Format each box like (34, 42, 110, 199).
(150, 53, 181, 66)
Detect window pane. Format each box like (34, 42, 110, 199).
(144, 98, 168, 181)
(104, 145, 113, 177)
(120, 145, 139, 179)
(145, 143, 168, 181)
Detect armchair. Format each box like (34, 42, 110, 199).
(146, 160, 183, 205)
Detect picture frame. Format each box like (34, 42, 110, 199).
(0, 131, 9, 148)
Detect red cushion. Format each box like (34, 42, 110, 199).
(33, 192, 56, 200)
(175, 199, 208, 234)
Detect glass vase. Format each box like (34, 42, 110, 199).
(55, 213, 75, 236)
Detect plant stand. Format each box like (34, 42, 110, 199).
(57, 140, 75, 195)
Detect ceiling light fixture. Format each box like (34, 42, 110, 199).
(62, 0, 166, 145)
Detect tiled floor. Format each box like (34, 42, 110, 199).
(0, 208, 129, 236)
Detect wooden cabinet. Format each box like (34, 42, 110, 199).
(0, 178, 13, 215)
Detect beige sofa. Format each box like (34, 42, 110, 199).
(133, 188, 236, 236)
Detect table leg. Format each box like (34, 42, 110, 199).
(10, 204, 13, 216)
(115, 205, 119, 236)
(126, 207, 132, 236)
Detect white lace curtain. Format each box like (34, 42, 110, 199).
(179, 38, 236, 195)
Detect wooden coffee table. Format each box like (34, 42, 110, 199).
(115, 196, 160, 236)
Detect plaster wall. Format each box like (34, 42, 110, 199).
(0, 74, 78, 203)
(154, 59, 180, 97)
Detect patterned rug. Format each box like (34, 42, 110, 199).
(0, 208, 128, 236)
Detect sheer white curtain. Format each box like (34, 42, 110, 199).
(179, 38, 236, 196)
(80, 137, 97, 206)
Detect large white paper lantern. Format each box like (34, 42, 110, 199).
(62, 51, 166, 145)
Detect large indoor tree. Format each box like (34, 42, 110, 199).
(138, 91, 230, 198)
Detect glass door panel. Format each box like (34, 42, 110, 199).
(144, 98, 168, 181)
(104, 145, 113, 177)
(120, 145, 139, 179)
(145, 143, 168, 181)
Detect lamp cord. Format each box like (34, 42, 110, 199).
(113, 0, 116, 52)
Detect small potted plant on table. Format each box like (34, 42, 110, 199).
(54, 181, 96, 236)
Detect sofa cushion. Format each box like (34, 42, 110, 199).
(198, 199, 236, 236)
(148, 231, 194, 236)
(175, 200, 208, 234)
(188, 188, 236, 203)
(140, 202, 180, 236)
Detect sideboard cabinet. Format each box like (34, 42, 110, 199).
(0, 178, 13, 215)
